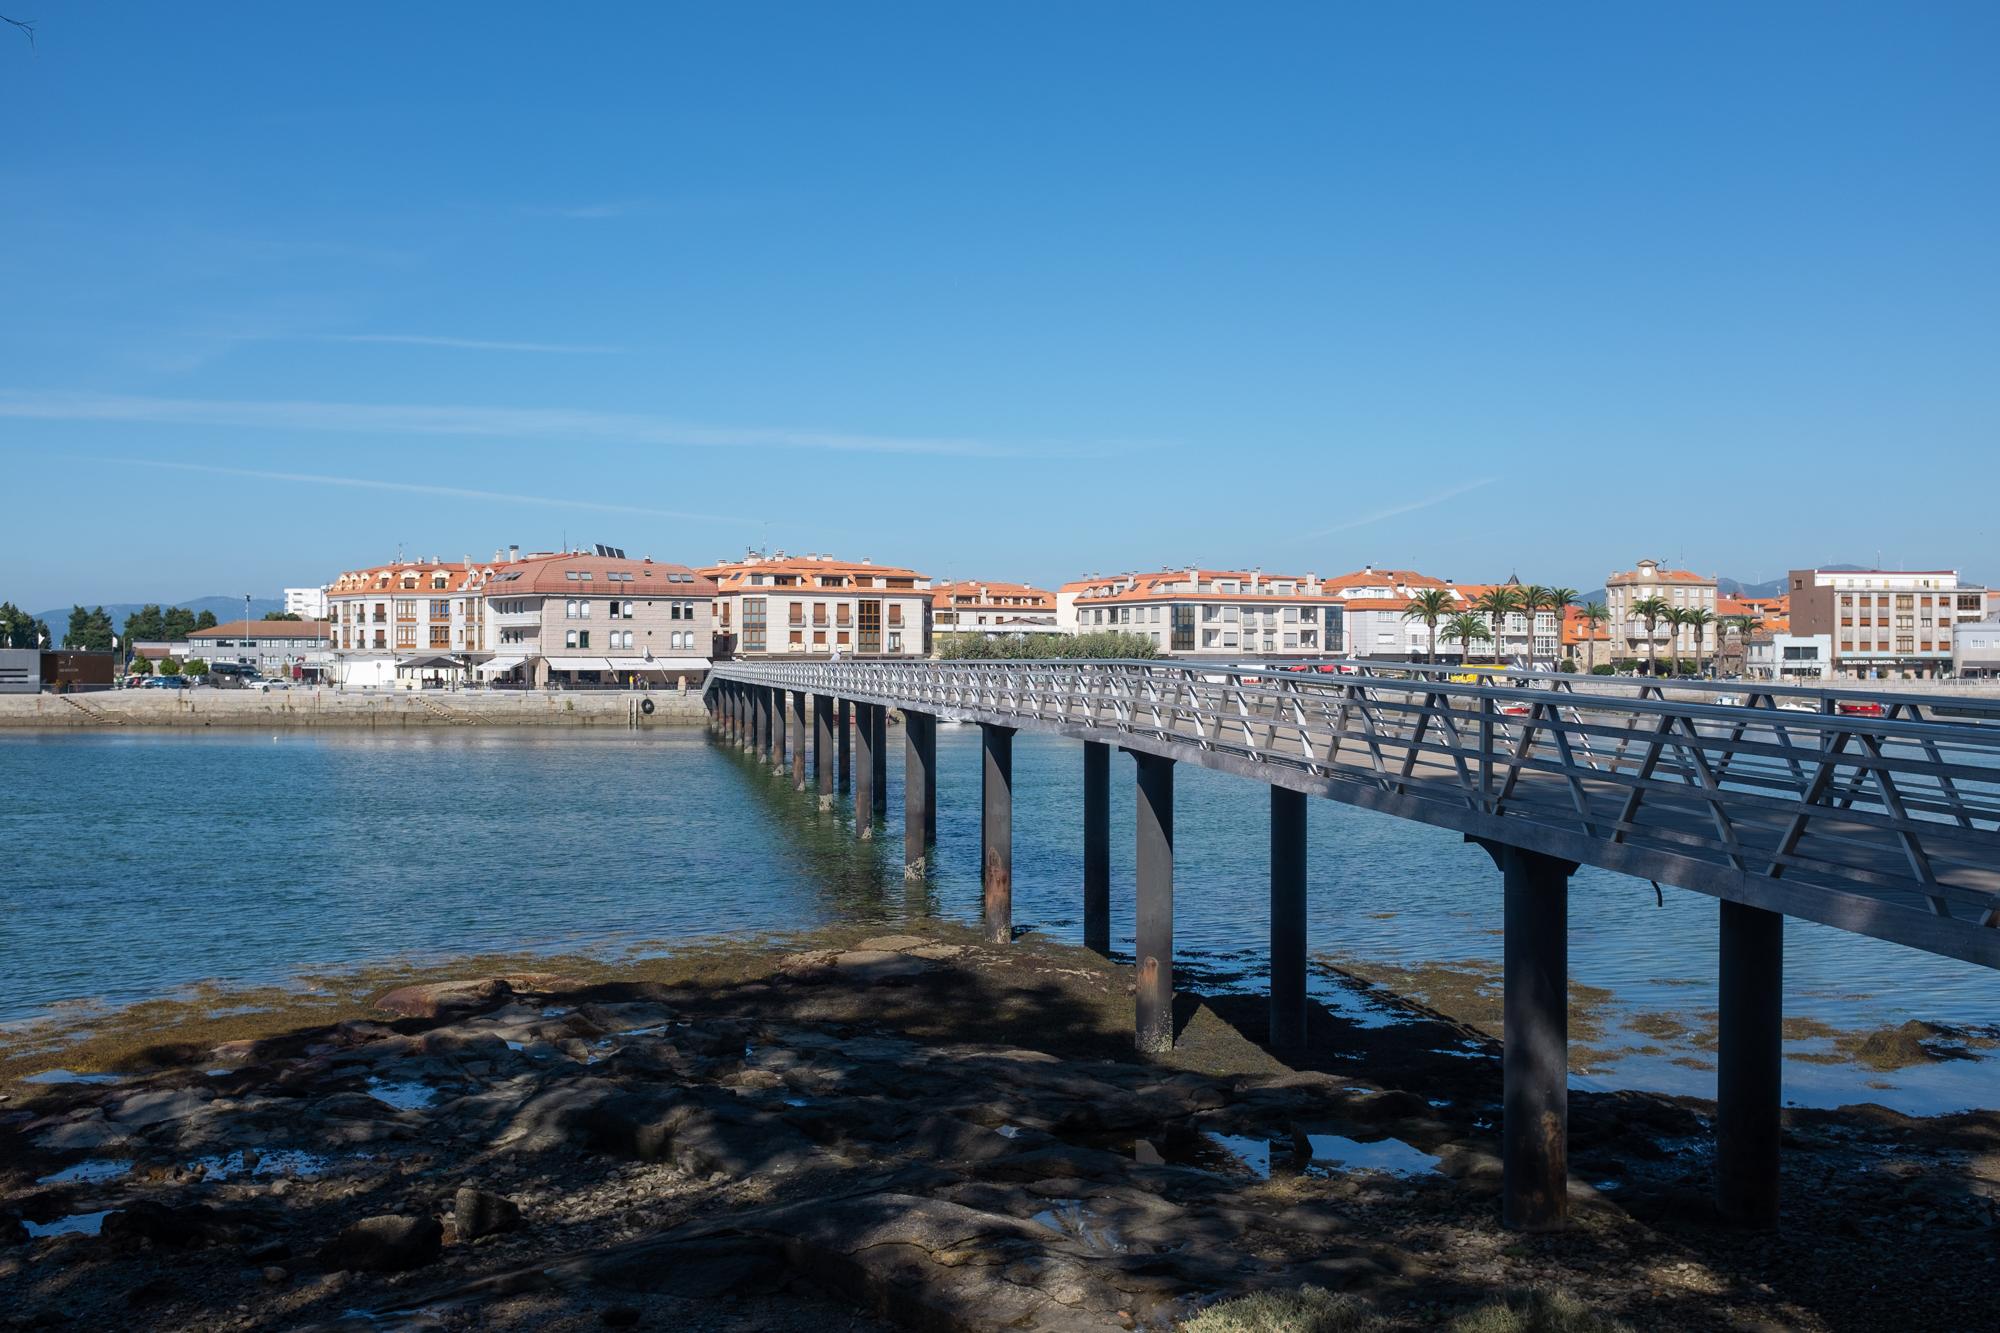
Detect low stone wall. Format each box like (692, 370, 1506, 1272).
(0, 688, 710, 729)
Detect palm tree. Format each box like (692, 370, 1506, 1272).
(1539, 587, 1578, 671)
(1631, 595, 1672, 677)
(1578, 601, 1609, 673)
(1472, 587, 1523, 666)
(1721, 613, 1761, 675)
(1402, 588, 1456, 664)
(1682, 608, 1717, 676)
(1662, 606, 1692, 675)
(1519, 586, 1569, 669)
(1442, 612, 1492, 664)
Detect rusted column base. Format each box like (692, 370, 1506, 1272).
(981, 724, 1014, 944)
(1134, 751, 1175, 1055)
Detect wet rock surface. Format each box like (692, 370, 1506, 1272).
(0, 926, 1994, 1331)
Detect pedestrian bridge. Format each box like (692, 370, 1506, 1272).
(702, 658, 2000, 1230)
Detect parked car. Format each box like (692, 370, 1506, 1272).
(257, 677, 294, 692)
(206, 662, 263, 689)
(142, 675, 191, 689)
(1837, 701, 1885, 717)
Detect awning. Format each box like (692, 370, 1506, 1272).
(549, 657, 613, 672)
(607, 657, 711, 673)
(478, 655, 526, 675)
(395, 654, 464, 671)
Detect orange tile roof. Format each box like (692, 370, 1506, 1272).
(485, 554, 713, 596)
(701, 553, 929, 590)
(931, 580, 1055, 610)
(329, 559, 489, 595)
(1560, 607, 1611, 643)
(1075, 587, 1349, 607)
(1607, 564, 1712, 585)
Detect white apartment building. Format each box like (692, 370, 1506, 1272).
(1952, 621, 2000, 679)
(702, 553, 930, 658)
(1314, 567, 1456, 661)
(1066, 568, 1347, 657)
(1745, 631, 1833, 681)
(283, 586, 330, 620)
(325, 557, 494, 689)
(1786, 568, 1989, 679)
(931, 580, 1058, 637)
(1604, 560, 1718, 666)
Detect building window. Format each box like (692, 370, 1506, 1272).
(1171, 605, 1195, 652)
(743, 597, 767, 652)
(565, 630, 577, 648)
(887, 631, 902, 652)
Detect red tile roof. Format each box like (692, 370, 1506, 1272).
(486, 554, 713, 596)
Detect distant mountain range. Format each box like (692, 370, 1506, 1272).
(30, 596, 286, 635)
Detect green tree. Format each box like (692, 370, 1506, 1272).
(1472, 587, 1523, 665)
(194, 610, 218, 630)
(1538, 587, 1578, 670)
(1630, 596, 1672, 677)
(158, 657, 183, 677)
(1441, 612, 1492, 663)
(182, 657, 209, 676)
(1721, 614, 1762, 674)
(162, 607, 198, 640)
(1402, 588, 1456, 663)
(933, 630, 1158, 661)
(1577, 602, 1610, 674)
(1518, 585, 1562, 668)
(123, 604, 167, 644)
(0, 602, 50, 649)
(1682, 608, 1717, 676)
(128, 655, 154, 676)
(62, 605, 116, 651)
(262, 610, 303, 621)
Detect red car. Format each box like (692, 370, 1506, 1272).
(1836, 702, 1885, 717)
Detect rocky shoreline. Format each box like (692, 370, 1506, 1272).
(3, 927, 1997, 1331)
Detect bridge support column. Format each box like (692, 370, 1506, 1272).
(838, 699, 852, 794)
(982, 724, 1015, 944)
(771, 686, 787, 775)
(1083, 741, 1110, 954)
(1476, 840, 1577, 1232)
(748, 687, 763, 755)
(904, 711, 935, 879)
(755, 687, 771, 760)
(791, 691, 808, 790)
(1718, 900, 1783, 1228)
(854, 703, 876, 839)
(814, 695, 835, 810)
(727, 684, 741, 745)
(869, 704, 889, 823)
(1269, 785, 1308, 1050)
(738, 685, 753, 752)
(1134, 751, 1175, 1055)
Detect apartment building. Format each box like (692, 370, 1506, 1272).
(326, 557, 494, 688)
(1067, 568, 1346, 657)
(1449, 579, 1562, 666)
(283, 586, 330, 620)
(1786, 568, 1988, 679)
(931, 580, 1057, 638)
(702, 553, 930, 658)
(481, 552, 714, 687)
(1319, 567, 1455, 661)
(1604, 560, 1718, 665)
(1952, 621, 2000, 679)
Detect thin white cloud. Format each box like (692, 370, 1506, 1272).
(0, 390, 1008, 457)
(321, 334, 624, 354)
(1306, 477, 1499, 537)
(115, 459, 754, 524)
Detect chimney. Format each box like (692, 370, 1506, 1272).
(1364, 563, 1374, 574)
(508, 544, 520, 563)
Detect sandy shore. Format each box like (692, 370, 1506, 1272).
(0, 688, 708, 729)
(3, 928, 1996, 1332)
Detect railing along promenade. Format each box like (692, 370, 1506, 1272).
(703, 658, 2000, 1232)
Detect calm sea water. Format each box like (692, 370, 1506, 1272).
(3, 728, 1995, 1113)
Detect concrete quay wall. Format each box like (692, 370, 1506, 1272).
(0, 689, 710, 729)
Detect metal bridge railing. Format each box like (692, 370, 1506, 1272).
(707, 659, 2000, 966)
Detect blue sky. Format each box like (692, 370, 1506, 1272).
(2, 3, 1994, 608)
